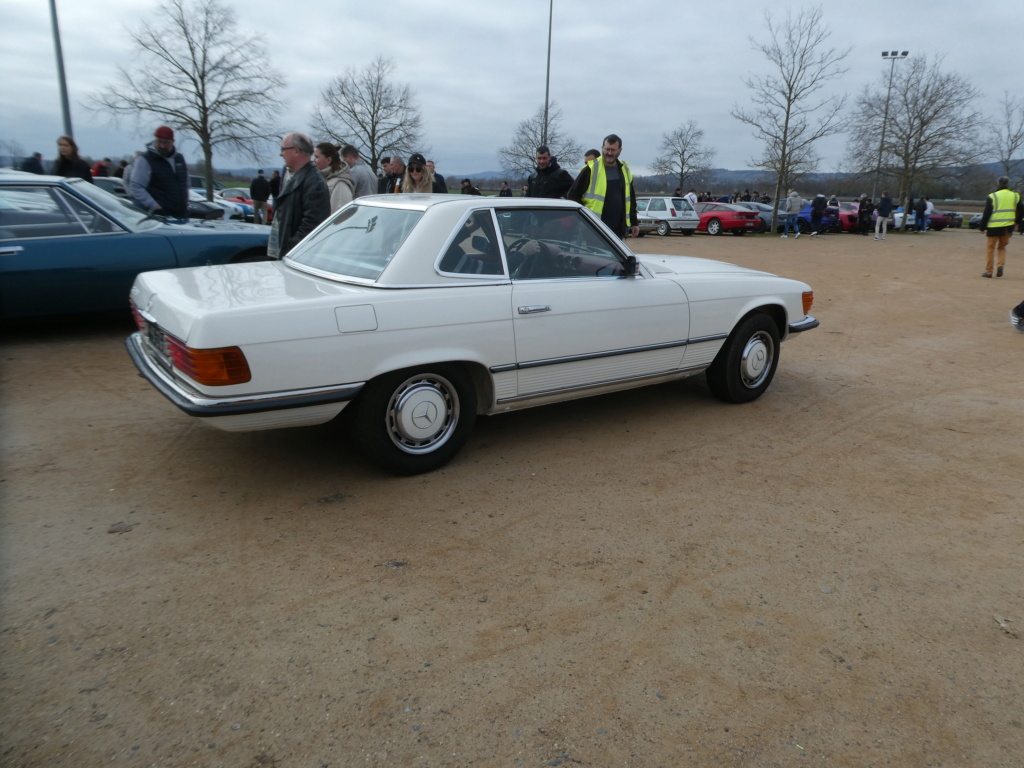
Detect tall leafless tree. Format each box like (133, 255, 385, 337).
(497, 102, 583, 178)
(89, 0, 285, 199)
(988, 91, 1024, 188)
(732, 6, 849, 227)
(845, 55, 981, 226)
(311, 57, 424, 176)
(651, 121, 715, 193)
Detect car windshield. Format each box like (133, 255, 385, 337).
(287, 204, 423, 280)
(64, 178, 162, 231)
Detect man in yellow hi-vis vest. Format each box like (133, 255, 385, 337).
(979, 176, 1024, 277)
(568, 134, 639, 239)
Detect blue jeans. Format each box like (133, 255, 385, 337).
(915, 213, 926, 231)
(785, 214, 800, 235)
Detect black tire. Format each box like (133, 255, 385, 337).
(706, 218, 723, 236)
(656, 220, 671, 237)
(797, 219, 809, 234)
(681, 229, 695, 236)
(731, 230, 746, 236)
(348, 364, 477, 474)
(706, 313, 781, 403)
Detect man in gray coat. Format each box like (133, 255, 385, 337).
(341, 145, 379, 199)
(269, 132, 330, 259)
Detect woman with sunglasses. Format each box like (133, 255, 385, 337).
(402, 153, 444, 194)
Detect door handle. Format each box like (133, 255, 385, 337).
(518, 305, 551, 314)
(0, 246, 25, 256)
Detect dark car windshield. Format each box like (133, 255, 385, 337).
(65, 178, 163, 231)
(287, 204, 423, 280)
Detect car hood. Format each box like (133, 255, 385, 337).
(638, 253, 773, 278)
(157, 219, 265, 233)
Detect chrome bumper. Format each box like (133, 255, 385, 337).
(788, 315, 819, 334)
(125, 332, 363, 418)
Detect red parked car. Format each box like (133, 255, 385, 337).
(692, 202, 762, 235)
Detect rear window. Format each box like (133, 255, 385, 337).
(287, 204, 423, 281)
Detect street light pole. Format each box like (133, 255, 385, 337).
(49, 0, 74, 138)
(872, 50, 909, 201)
(542, 0, 553, 146)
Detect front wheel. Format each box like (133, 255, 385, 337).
(706, 313, 781, 403)
(706, 218, 722, 236)
(656, 220, 671, 237)
(348, 365, 477, 474)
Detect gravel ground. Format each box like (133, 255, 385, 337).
(1, 226, 1022, 767)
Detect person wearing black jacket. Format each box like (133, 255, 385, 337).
(249, 170, 271, 225)
(51, 136, 92, 182)
(526, 145, 574, 199)
(268, 132, 330, 259)
(809, 193, 827, 236)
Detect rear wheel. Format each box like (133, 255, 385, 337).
(656, 220, 671, 237)
(681, 229, 695, 236)
(348, 364, 477, 474)
(706, 313, 780, 403)
(706, 218, 723, 236)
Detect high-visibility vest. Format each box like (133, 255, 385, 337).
(581, 160, 633, 223)
(988, 188, 1020, 228)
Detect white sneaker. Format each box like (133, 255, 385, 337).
(780, 234, 788, 238)
(873, 236, 880, 240)
(811, 231, 818, 237)
(795, 231, 801, 239)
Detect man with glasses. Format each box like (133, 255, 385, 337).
(268, 132, 330, 260)
(128, 125, 189, 222)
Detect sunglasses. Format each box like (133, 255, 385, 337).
(409, 165, 423, 172)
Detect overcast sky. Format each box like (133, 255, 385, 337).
(0, 0, 1013, 178)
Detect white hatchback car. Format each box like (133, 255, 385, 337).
(636, 196, 700, 236)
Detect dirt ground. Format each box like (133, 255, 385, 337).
(1, 226, 1022, 768)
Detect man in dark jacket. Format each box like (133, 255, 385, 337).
(128, 126, 189, 221)
(249, 170, 271, 225)
(20, 153, 44, 174)
(269, 132, 330, 259)
(809, 193, 827, 236)
(526, 145, 574, 199)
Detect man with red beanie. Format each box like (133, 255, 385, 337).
(128, 125, 189, 221)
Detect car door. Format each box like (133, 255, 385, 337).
(0, 184, 177, 317)
(494, 208, 689, 398)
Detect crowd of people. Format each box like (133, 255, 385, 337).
(15, 128, 1024, 329)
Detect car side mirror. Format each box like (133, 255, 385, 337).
(623, 255, 637, 277)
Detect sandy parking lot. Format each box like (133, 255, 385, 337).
(2, 226, 1022, 767)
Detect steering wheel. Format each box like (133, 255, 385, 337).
(508, 238, 551, 279)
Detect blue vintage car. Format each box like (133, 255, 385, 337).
(774, 201, 840, 234)
(0, 172, 269, 318)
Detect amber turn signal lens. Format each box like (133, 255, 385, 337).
(802, 291, 814, 315)
(166, 335, 251, 386)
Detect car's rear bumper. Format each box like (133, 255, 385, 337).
(125, 332, 363, 429)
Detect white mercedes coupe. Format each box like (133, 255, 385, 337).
(127, 195, 818, 474)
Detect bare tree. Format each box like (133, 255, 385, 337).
(89, 0, 285, 199)
(497, 103, 583, 178)
(732, 6, 849, 228)
(651, 121, 714, 193)
(989, 91, 1024, 188)
(311, 57, 424, 176)
(845, 55, 982, 226)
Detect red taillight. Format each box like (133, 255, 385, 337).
(165, 335, 251, 386)
(130, 301, 146, 332)
(670, 208, 677, 216)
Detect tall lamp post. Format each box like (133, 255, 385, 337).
(542, 0, 553, 145)
(872, 50, 909, 201)
(49, 0, 74, 138)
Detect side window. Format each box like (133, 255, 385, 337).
(649, 198, 667, 212)
(672, 198, 694, 212)
(438, 211, 505, 276)
(635, 199, 649, 212)
(0, 186, 87, 239)
(494, 208, 625, 280)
